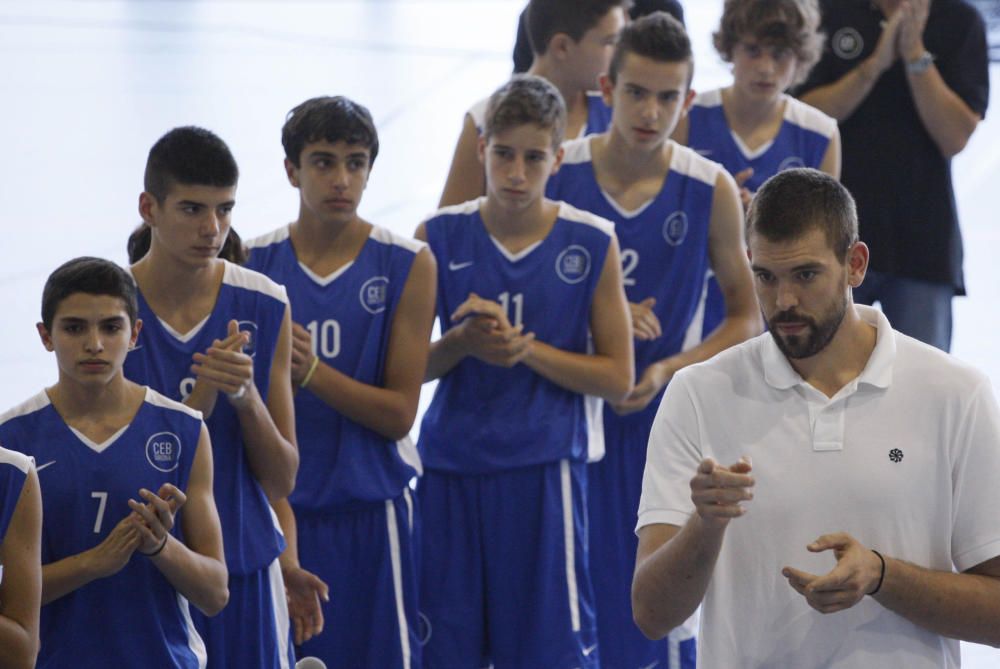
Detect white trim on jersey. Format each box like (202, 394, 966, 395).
(783, 95, 838, 138)
(560, 136, 592, 166)
(385, 498, 412, 669)
(396, 435, 423, 477)
(369, 225, 427, 255)
(489, 234, 544, 263)
(730, 130, 775, 161)
(555, 201, 616, 237)
(681, 274, 710, 352)
(298, 259, 355, 287)
(245, 224, 292, 250)
(144, 386, 204, 421)
(669, 143, 723, 187)
(157, 312, 212, 343)
(560, 459, 581, 632)
(177, 593, 209, 669)
(223, 260, 289, 304)
(0, 390, 51, 426)
(267, 557, 292, 669)
(68, 423, 130, 454)
(0, 445, 33, 474)
(422, 197, 482, 225)
(584, 395, 606, 463)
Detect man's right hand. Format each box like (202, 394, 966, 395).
(690, 457, 755, 529)
(867, 6, 906, 77)
(630, 298, 662, 341)
(87, 516, 142, 578)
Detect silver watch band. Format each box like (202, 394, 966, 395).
(906, 51, 935, 74)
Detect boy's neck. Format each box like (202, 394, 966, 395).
(596, 129, 673, 183)
(723, 85, 784, 131)
(290, 210, 372, 271)
(480, 195, 557, 249)
(47, 373, 141, 424)
(528, 60, 589, 108)
(133, 248, 223, 311)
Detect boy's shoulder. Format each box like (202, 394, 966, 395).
(668, 141, 724, 187)
(245, 224, 291, 251)
(555, 200, 615, 237)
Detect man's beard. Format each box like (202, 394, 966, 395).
(767, 292, 848, 360)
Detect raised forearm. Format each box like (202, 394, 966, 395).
(236, 387, 298, 500)
(149, 536, 229, 616)
(800, 58, 884, 122)
(906, 65, 980, 157)
(875, 557, 1000, 646)
(523, 341, 632, 403)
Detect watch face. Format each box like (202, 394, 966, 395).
(908, 52, 934, 73)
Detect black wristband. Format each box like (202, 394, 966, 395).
(868, 549, 886, 595)
(140, 534, 168, 557)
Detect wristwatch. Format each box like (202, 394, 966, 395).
(906, 50, 935, 74)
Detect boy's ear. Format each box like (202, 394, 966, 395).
(550, 145, 565, 176)
(36, 322, 54, 352)
(549, 33, 573, 61)
(130, 318, 143, 349)
(477, 135, 487, 166)
(284, 158, 300, 188)
(681, 88, 697, 116)
(138, 191, 157, 225)
(599, 73, 614, 107)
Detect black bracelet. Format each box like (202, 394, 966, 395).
(140, 534, 168, 557)
(868, 549, 886, 595)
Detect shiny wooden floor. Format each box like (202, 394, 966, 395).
(0, 2, 996, 664)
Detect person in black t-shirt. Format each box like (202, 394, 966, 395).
(796, 0, 989, 351)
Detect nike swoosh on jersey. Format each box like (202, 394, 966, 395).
(36, 460, 56, 472)
(582, 644, 598, 657)
(448, 260, 474, 271)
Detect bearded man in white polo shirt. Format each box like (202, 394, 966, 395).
(631, 167, 1000, 669)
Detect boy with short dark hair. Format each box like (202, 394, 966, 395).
(246, 95, 436, 668)
(546, 12, 761, 669)
(439, 0, 628, 206)
(417, 73, 634, 668)
(126, 127, 300, 669)
(0, 256, 228, 669)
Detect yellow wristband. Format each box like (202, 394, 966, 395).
(300, 356, 320, 388)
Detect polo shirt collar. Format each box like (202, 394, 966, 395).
(761, 304, 896, 391)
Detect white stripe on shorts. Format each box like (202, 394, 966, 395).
(560, 459, 581, 631)
(268, 557, 292, 669)
(386, 498, 412, 669)
(177, 593, 208, 669)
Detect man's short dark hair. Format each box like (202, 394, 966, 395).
(282, 96, 379, 168)
(608, 11, 693, 85)
(484, 74, 567, 149)
(714, 0, 824, 87)
(747, 168, 858, 262)
(41, 257, 138, 331)
(526, 0, 628, 56)
(143, 126, 239, 203)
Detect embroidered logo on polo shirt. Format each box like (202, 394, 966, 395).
(889, 448, 903, 463)
(832, 27, 864, 60)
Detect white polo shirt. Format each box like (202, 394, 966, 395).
(638, 306, 1000, 669)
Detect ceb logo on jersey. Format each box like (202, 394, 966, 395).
(237, 320, 258, 358)
(662, 211, 689, 247)
(146, 432, 182, 473)
(778, 156, 806, 172)
(360, 276, 389, 314)
(556, 245, 592, 284)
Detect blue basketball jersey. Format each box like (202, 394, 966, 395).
(0, 388, 206, 669)
(547, 138, 718, 413)
(419, 198, 614, 473)
(245, 224, 424, 510)
(686, 89, 836, 192)
(469, 90, 612, 140)
(0, 447, 30, 545)
(124, 261, 288, 575)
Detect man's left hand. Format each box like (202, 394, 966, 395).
(782, 532, 884, 613)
